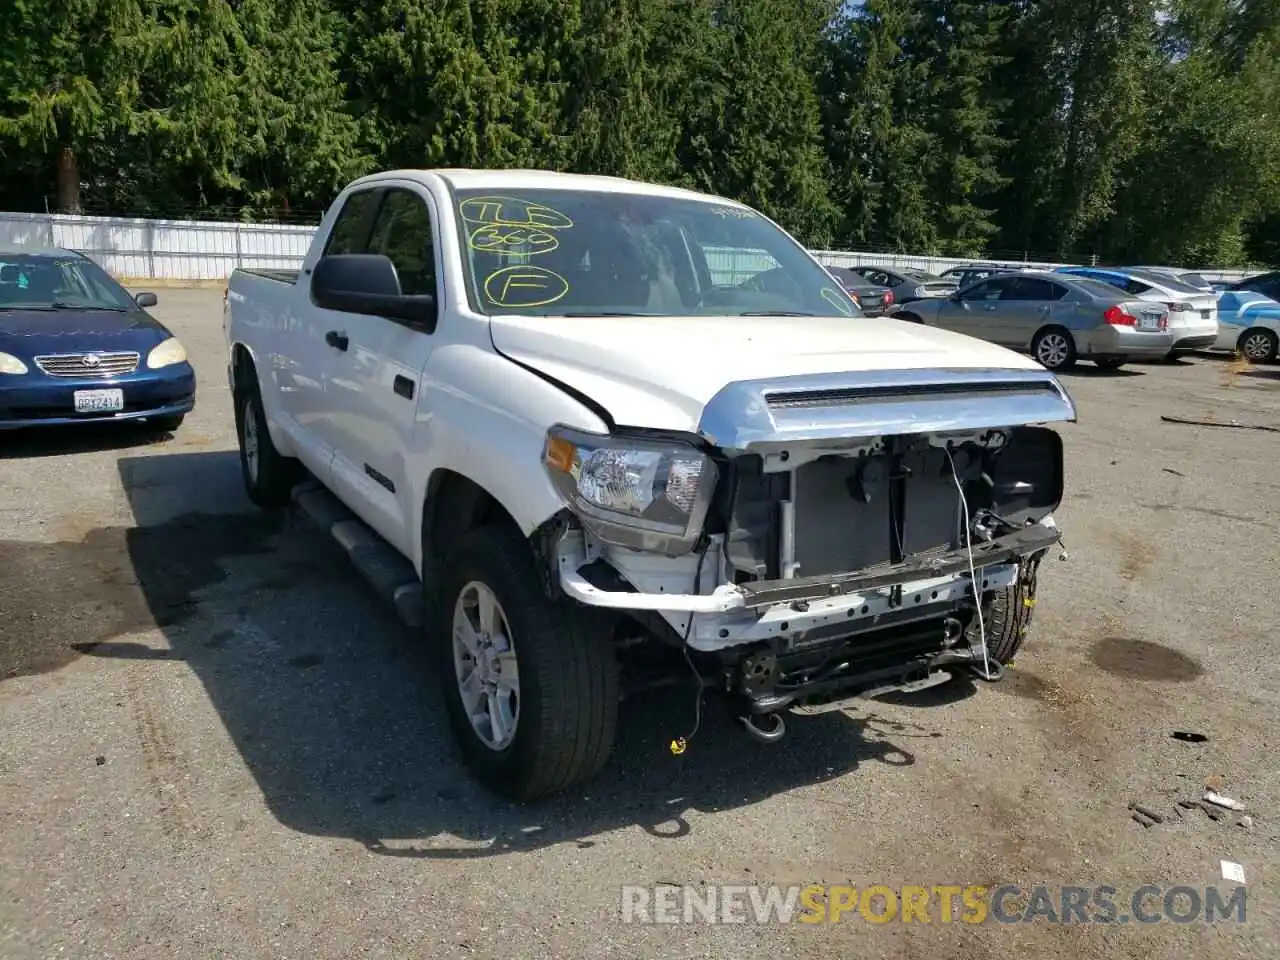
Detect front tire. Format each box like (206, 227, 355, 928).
(967, 556, 1041, 665)
(1032, 327, 1077, 371)
(1238, 328, 1278, 364)
(148, 413, 185, 433)
(437, 525, 619, 801)
(235, 376, 299, 508)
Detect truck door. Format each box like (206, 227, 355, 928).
(285, 187, 381, 482)
(315, 183, 443, 557)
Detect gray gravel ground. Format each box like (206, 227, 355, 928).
(2, 289, 1278, 959)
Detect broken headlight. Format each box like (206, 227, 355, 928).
(542, 425, 718, 556)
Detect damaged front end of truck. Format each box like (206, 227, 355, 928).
(543, 367, 1075, 739)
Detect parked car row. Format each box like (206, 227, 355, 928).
(827, 258, 1280, 371)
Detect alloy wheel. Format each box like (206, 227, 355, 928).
(452, 581, 520, 750)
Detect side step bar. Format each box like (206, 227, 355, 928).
(290, 480, 425, 628)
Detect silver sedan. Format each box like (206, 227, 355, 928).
(894, 271, 1178, 372)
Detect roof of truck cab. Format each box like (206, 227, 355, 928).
(346, 168, 751, 208)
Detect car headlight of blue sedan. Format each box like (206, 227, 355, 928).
(146, 337, 189, 369)
(0, 352, 29, 375)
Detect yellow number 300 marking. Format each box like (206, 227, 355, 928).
(484, 265, 570, 308)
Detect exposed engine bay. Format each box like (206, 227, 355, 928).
(542, 367, 1074, 741)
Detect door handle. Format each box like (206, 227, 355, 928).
(393, 374, 415, 399)
(325, 330, 349, 351)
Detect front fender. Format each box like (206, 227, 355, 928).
(405, 343, 610, 573)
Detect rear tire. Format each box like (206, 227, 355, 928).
(1032, 327, 1077, 371)
(235, 374, 299, 508)
(1238, 328, 1278, 363)
(436, 525, 619, 801)
(967, 556, 1042, 665)
(1094, 357, 1126, 372)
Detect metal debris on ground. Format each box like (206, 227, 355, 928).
(1171, 731, 1208, 743)
(1204, 790, 1243, 811)
(1160, 414, 1280, 433)
(1238, 815, 1254, 829)
(1162, 467, 1186, 477)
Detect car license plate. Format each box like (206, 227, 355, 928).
(73, 388, 124, 413)
(1138, 313, 1162, 331)
(1200, 309, 1212, 319)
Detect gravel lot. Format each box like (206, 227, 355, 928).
(2, 289, 1278, 959)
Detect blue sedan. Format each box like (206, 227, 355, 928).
(1214, 290, 1280, 362)
(0, 247, 196, 431)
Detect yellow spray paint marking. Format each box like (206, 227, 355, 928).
(461, 195, 574, 230)
(669, 738, 687, 755)
(469, 224, 560, 255)
(484, 264, 570, 308)
(822, 286, 857, 316)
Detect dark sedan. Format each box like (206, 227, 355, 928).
(824, 265, 894, 316)
(0, 247, 195, 431)
(850, 265, 958, 304)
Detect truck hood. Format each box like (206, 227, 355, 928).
(489, 313, 1049, 433)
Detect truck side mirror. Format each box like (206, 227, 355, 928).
(311, 253, 437, 332)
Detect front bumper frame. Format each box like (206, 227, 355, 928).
(556, 522, 1059, 653)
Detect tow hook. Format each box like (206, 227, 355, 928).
(739, 712, 787, 744)
(969, 660, 1005, 682)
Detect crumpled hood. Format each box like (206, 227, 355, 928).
(489, 313, 1044, 431)
(0, 309, 170, 358)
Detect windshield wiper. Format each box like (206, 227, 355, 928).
(558, 311, 658, 317)
(738, 310, 819, 317)
(49, 302, 128, 312)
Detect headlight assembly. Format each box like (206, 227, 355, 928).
(542, 425, 718, 557)
(0, 352, 29, 375)
(146, 337, 188, 369)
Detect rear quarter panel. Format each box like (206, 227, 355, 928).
(225, 270, 301, 453)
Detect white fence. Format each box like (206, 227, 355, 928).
(0, 209, 1250, 284)
(0, 211, 314, 280)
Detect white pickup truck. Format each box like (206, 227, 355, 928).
(224, 169, 1076, 800)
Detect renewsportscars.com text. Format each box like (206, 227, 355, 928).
(620, 883, 1247, 925)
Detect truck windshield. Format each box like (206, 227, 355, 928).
(451, 188, 859, 318)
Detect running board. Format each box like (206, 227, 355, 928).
(290, 480, 425, 628)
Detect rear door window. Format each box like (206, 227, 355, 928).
(1002, 277, 1068, 301)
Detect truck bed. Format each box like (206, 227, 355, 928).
(233, 267, 300, 285)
